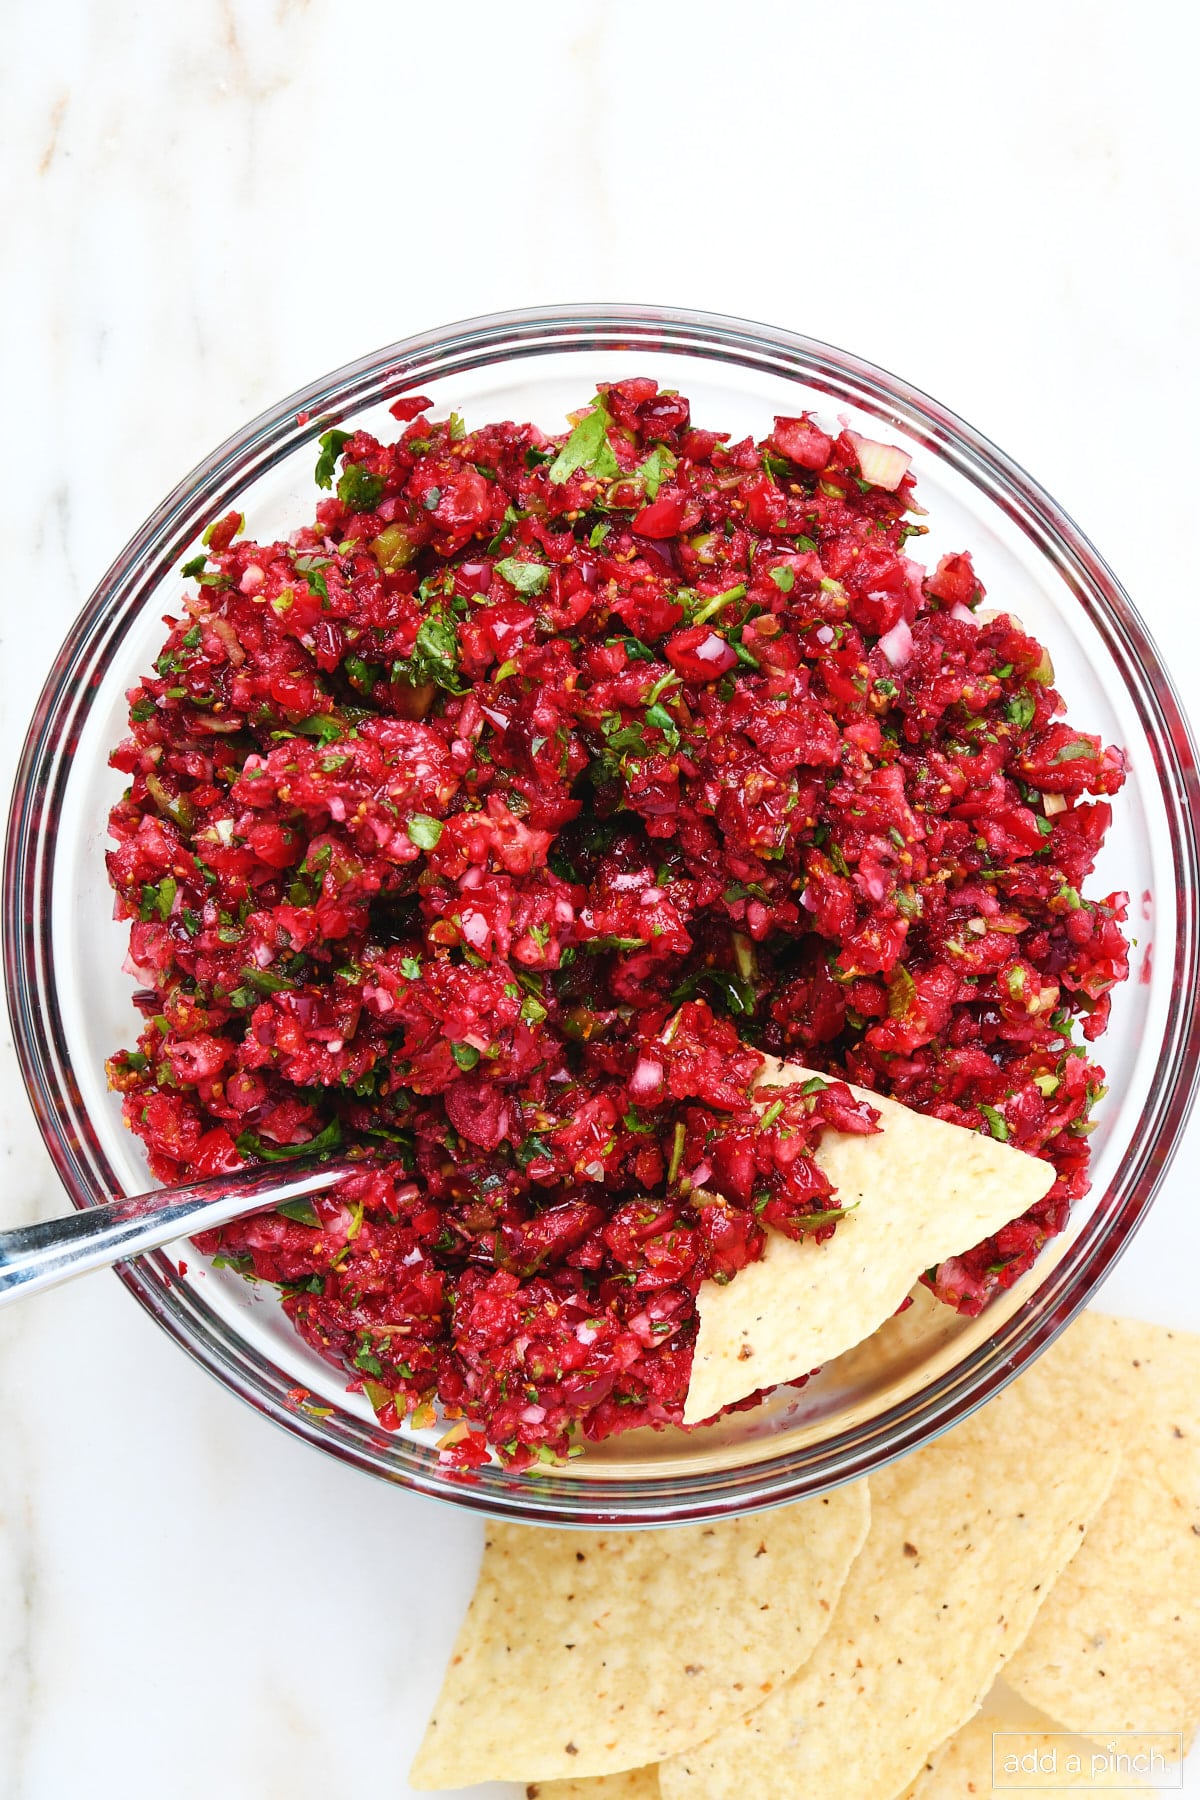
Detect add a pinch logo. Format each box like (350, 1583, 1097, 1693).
(991, 1729, 1185, 1790)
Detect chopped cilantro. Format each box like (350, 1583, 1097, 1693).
(337, 463, 384, 512)
(314, 428, 352, 490)
(604, 633, 655, 663)
(633, 443, 676, 500)
(276, 1198, 323, 1227)
(791, 1203, 858, 1235)
(138, 876, 177, 923)
(494, 557, 550, 595)
(344, 655, 379, 693)
(407, 814, 444, 850)
(644, 701, 681, 749)
(486, 504, 524, 555)
(547, 399, 620, 485)
(236, 1118, 344, 1161)
(287, 713, 344, 745)
(1004, 692, 1036, 730)
(294, 553, 331, 603)
(393, 611, 465, 693)
(516, 1134, 552, 1169)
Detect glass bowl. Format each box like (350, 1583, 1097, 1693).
(6, 304, 1199, 1525)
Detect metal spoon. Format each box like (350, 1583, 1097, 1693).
(0, 1160, 358, 1308)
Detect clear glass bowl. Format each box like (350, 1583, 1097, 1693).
(6, 305, 1200, 1524)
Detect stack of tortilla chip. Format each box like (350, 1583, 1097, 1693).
(411, 1309, 1199, 1798)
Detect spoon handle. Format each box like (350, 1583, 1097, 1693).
(0, 1161, 357, 1307)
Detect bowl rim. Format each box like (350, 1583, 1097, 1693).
(6, 301, 1200, 1524)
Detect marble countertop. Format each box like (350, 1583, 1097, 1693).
(4, 2, 1198, 1794)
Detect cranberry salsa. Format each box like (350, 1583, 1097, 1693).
(106, 382, 1128, 1469)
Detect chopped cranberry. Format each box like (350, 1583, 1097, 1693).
(666, 626, 739, 680)
(104, 380, 1127, 1461)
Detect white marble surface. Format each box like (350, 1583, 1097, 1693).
(3, 2, 1199, 1794)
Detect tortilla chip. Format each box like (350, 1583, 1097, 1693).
(527, 1771, 661, 1800)
(898, 1709, 1163, 1798)
(409, 1480, 869, 1788)
(658, 1344, 1120, 1800)
(1004, 1314, 1200, 1746)
(683, 1057, 1055, 1423)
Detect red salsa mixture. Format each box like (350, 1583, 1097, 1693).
(106, 383, 1128, 1468)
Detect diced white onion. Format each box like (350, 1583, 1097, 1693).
(848, 432, 912, 491)
(629, 1055, 664, 1099)
(878, 617, 914, 668)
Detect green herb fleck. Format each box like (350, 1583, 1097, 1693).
(276, 1198, 322, 1227)
(315, 428, 352, 490)
(1005, 692, 1036, 730)
(516, 1134, 552, 1169)
(633, 443, 676, 500)
(547, 399, 620, 485)
(494, 557, 550, 596)
(393, 610, 465, 693)
(337, 463, 384, 512)
(979, 1103, 1010, 1142)
(406, 814, 443, 850)
(692, 584, 747, 626)
(236, 1118, 344, 1161)
(1052, 740, 1098, 764)
(667, 1120, 687, 1185)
